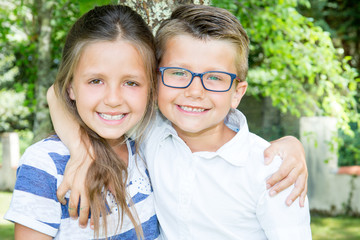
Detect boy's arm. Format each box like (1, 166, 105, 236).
(264, 136, 307, 207)
(47, 85, 92, 227)
(15, 224, 52, 240)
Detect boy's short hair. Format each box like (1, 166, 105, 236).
(155, 4, 249, 82)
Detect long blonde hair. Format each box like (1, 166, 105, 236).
(53, 4, 157, 239)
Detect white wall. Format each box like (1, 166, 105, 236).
(300, 117, 360, 215)
(0, 132, 19, 191)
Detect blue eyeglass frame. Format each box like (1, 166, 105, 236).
(158, 67, 238, 92)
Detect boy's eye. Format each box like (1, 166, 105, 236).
(168, 70, 188, 77)
(206, 74, 223, 81)
(124, 81, 139, 87)
(89, 79, 103, 84)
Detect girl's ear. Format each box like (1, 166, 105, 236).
(68, 83, 76, 100)
(231, 81, 248, 109)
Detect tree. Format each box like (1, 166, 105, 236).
(80, 0, 210, 32)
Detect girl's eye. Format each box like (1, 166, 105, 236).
(124, 81, 139, 87)
(89, 79, 103, 85)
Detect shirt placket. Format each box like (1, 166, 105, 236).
(178, 154, 196, 240)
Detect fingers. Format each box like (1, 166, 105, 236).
(90, 215, 94, 230)
(284, 173, 306, 206)
(298, 172, 308, 207)
(57, 182, 68, 205)
(78, 192, 90, 228)
(299, 185, 308, 208)
(269, 166, 299, 196)
(263, 147, 276, 165)
(68, 191, 80, 220)
(266, 158, 294, 189)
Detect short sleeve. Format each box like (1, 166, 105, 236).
(4, 143, 62, 237)
(256, 158, 312, 240)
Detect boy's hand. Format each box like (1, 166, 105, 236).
(264, 136, 308, 207)
(48, 84, 93, 227)
(57, 151, 93, 228)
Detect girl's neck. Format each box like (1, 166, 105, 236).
(108, 138, 129, 166)
(174, 123, 236, 153)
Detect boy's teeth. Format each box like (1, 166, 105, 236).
(180, 106, 205, 112)
(99, 113, 125, 120)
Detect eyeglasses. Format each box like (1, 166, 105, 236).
(158, 67, 239, 92)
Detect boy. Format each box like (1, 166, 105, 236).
(142, 4, 311, 239)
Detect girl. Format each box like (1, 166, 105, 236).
(5, 5, 159, 240)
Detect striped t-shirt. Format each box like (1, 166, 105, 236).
(5, 136, 159, 239)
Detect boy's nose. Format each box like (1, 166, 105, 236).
(184, 76, 205, 98)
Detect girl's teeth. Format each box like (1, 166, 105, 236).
(180, 106, 205, 112)
(99, 113, 125, 120)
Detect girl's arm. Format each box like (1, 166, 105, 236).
(47, 85, 91, 228)
(264, 136, 308, 207)
(15, 224, 52, 240)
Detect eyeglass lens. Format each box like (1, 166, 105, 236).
(163, 68, 233, 91)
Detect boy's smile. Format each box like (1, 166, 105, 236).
(69, 40, 149, 146)
(158, 35, 247, 149)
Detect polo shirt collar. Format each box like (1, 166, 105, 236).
(157, 109, 251, 167)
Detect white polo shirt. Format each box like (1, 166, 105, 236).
(142, 109, 311, 240)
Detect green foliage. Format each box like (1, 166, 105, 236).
(78, 0, 118, 14)
(338, 123, 360, 166)
(0, 90, 30, 132)
(298, 0, 360, 72)
(0, 0, 80, 132)
(212, 0, 359, 135)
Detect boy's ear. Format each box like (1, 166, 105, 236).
(68, 84, 76, 100)
(231, 81, 247, 109)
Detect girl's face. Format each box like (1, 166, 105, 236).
(69, 40, 149, 146)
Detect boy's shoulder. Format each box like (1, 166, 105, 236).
(246, 132, 282, 179)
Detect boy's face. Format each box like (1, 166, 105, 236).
(158, 35, 247, 136)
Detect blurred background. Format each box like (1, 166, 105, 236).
(0, 0, 359, 239)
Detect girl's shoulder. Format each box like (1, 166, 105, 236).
(19, 135, 70, 176)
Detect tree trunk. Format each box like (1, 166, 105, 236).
(118, 0, 210, 32)
(32, 0, 55, 141)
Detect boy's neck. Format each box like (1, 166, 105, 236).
(173, 122, 236, 153)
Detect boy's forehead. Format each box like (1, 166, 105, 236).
(161, 35, 238, 73)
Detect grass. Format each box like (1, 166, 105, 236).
(311, 216, 360, 240)
(0, 191, 14, 240)
(1, 191, 360, 239)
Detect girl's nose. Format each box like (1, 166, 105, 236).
(104, 86, 123, 107)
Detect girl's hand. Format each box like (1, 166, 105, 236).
(264, 136, 308, 207)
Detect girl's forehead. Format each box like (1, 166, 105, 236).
(74, 40, 148, 80)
